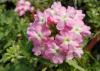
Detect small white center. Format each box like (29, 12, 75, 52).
(39, 16, 45, 24)
(72, 25, 82, 34)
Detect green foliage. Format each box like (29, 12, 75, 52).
(83, 0, 100, 32)
(66, 60, 85, 71)
(31, 0, 53, 11)
(1, 45, 23, 63)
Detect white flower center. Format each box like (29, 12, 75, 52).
(63, 37, 71, 45)
(61, 15, 67, 22)
(50, 10, 56, 16)
(35, 32, 43, 40)
(51, 44, 59, 55)
(39, 16, 45, 24)
(72, 25, 82, 34)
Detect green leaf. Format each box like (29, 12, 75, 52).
(0, 32, 4, 40)
(66, 60, 85, 71)
(0, 65, 6, 71)
(1, 45, 24, 63)
(42, 67, 47, 71)
(0, 0, 7, 3)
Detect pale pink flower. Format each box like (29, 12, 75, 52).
(34, 11, 46, 25)
(66, 6, 85, 20)
(55, 32, 80, 48)
(70, 19, 91, 37)
(15, 0, 33, 16)
(27, 23, 51, 41)
(32, 43, 45, 56)
(27, 2, 91, 64)
(75, 10, 85, 20)
(73, 48, 83, 58)
(44, 42, 64, 64)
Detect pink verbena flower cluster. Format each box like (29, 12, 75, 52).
(15, 0, 33, 16)
(27, 2, 91, 64)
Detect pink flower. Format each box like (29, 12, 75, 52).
(66, 51, 74, 60)
(70, 19, 91, 37)
(56, 13, 68, 30)
(27, 23, 51, 41)
(32, 43, 45, 56)
(73, 48, 83, 58)
(55, 32, 80, 48)
(75, 10, 85, 20)
(44, 8, 59, 23)
(51, 2, 62, 9)
(15, 0, 33, 16)
(66, 6, 76, 18)
(27, 2, 91, 64)
(66, 6, 85, 20)
(44, 42, 64, 64)
(34, 11, 46, 25)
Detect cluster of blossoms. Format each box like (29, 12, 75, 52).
(15, 0, 33, 16)
(27, 2, 91, 64)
